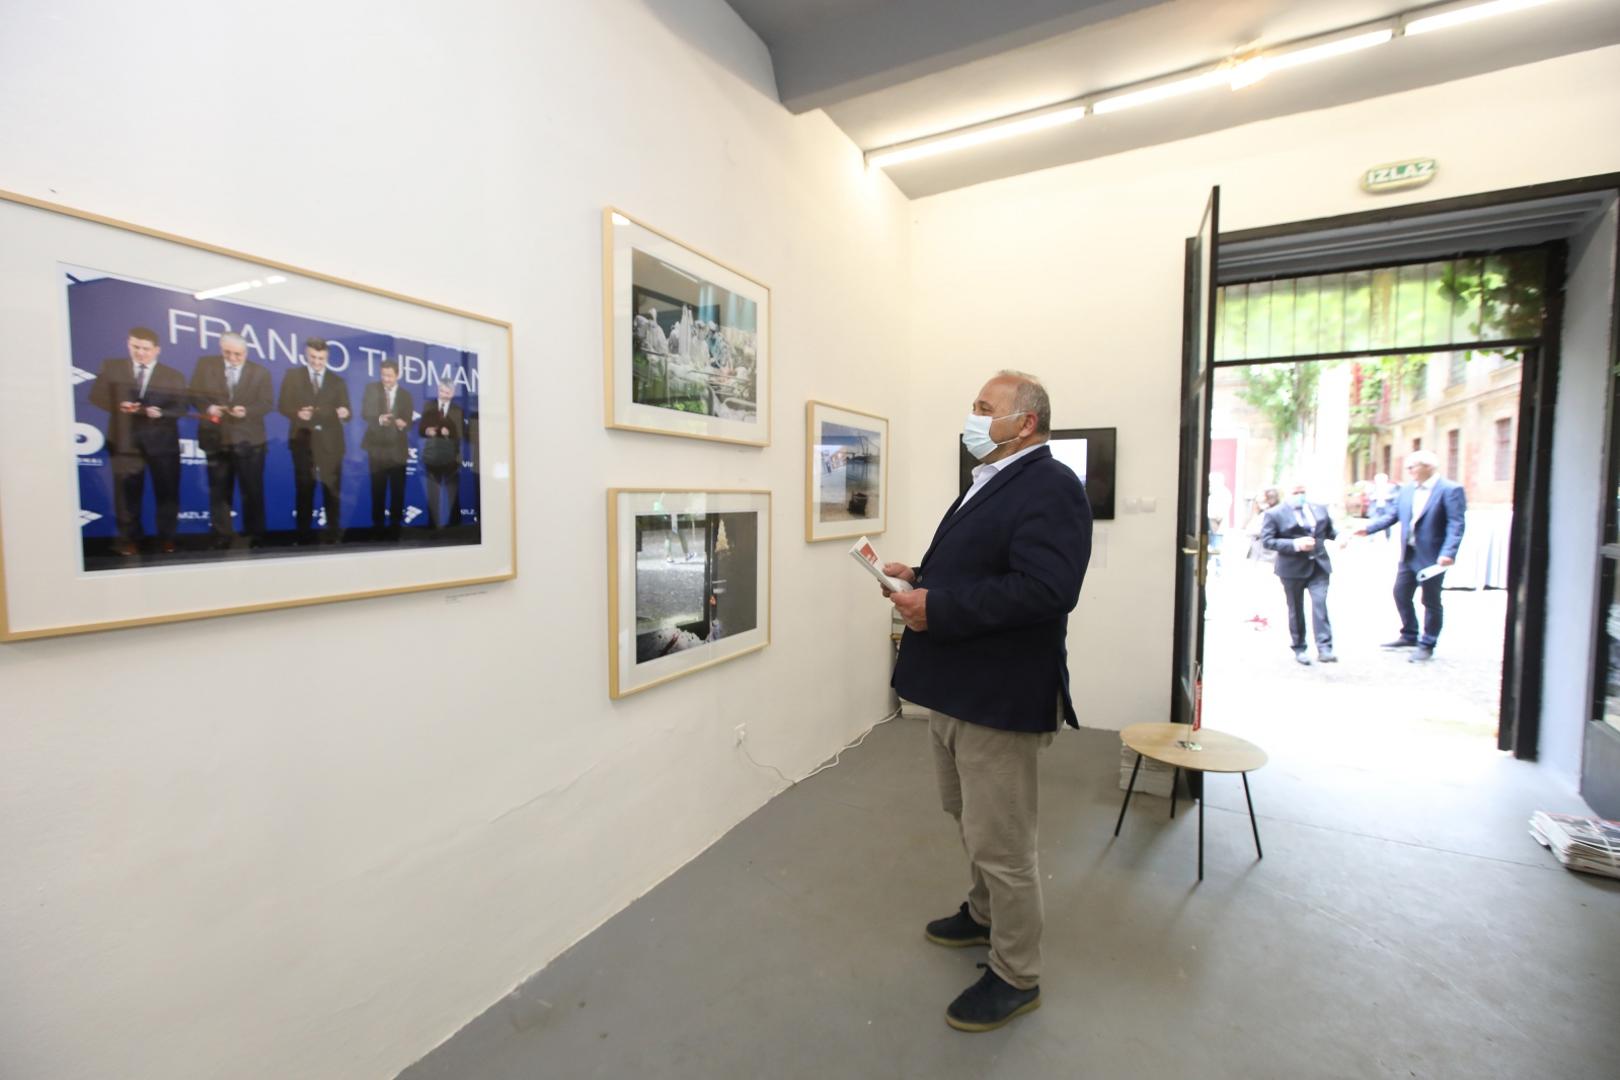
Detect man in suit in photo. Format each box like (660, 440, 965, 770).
(360, 359, 414, 539)
(418, 379, 464, 531)
(189, 332, 272, 547)
(1356, 449, 1468, 662)
(883, 371, 1092, 1034)
(87, 326, 187, 555)
(277, 337, 351, 543)
(1260, 481, 1338, 665)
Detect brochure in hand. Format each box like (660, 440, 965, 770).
(850, 536, 913, 593)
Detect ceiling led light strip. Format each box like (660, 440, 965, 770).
(863, 0, 1562, 169)
(865, 105, 1087, 168)
(1405, 0, 1554, 36)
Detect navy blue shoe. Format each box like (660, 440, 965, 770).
(925, 902, 990, 948)
(946, 964, 1041, 1032)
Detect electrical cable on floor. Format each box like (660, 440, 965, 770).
(739, 706, 905, 786)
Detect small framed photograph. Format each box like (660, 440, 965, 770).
(805, 401, 888, 542)
(603, 208, 770, 445)
(608, 489, 770, 698)
(0, 190, 515, 641)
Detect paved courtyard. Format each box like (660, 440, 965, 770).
(1202, 527, 1506, 756)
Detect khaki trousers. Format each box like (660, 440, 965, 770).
(929, 709, 1054, 990)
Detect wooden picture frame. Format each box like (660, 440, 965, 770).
(805, 400, 889, 542)
(0, 190, 516, 641)
(607, 488, 771, 698)
(603, 208, 770, 446)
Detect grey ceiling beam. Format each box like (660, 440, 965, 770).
(760, 0, 1169, 114)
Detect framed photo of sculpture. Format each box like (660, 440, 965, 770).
(805, 401, 888, 542)
(603, 208, 770, 446)
(607, 488, 771, 698)
(956, 427, 1116, 519)
(0, 190, 516, 641)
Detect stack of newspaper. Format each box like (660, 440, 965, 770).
(1529, 810, 1620, 879)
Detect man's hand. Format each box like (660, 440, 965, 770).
(890, 588, 928, 632)
(143, 405, 162, 419)
(1438, 555, 1454, 567)
(207, 404, 224, 418)
(229, 405, 246, 418)
(297, 406, 314, 421)
(1294, 537, 1316, 552)
(424, 426, 439, 437)
(119, 401, 141, 414)
(394, 417, 408, 429)
(378, 412, 392, 425)
(335, 406, 351, 421)
(879, 562, 915, 598)
(1353, 526, 1369, 537)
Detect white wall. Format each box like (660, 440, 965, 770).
(0, 3, 911, 1079)
(907, 45, 1620, 735)
(1542, 199, 1619, 787)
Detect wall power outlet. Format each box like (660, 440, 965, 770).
(734, 723, 747, 746)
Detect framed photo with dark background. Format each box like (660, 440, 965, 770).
(958, 427, 1116, 520)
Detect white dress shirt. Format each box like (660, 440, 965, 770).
(1411, 477, 1435, 524)
(958, 443, 1044, 512)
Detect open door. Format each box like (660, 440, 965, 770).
(1170, 187, 1219, 727)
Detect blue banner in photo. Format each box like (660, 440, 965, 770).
(67, 268, 483, 555)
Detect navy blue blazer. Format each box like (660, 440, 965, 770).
(1365, 477, 1467, 567)
(891, 445, 1092, 733)
(1260, 502, 1336, 580)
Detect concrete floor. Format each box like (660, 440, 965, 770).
(401, 715, 1619, 1080)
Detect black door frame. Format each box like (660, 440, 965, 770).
(1205, 173, 1620, 759)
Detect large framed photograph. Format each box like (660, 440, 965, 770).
(603, 209, 770, 446)
(607, 489, 770, 698)
(957, 427, 1116, 519)
(0, 190, 515, 641)
(805, 401, 888, 542)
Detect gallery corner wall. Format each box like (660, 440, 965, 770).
(905, 44, 1620, 739)
(0, 2, 911, 1079)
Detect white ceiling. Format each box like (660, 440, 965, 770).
(723, 0, 1620, 198)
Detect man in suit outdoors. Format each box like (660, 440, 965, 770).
(277, 337, 351, 543)
(1260, 481, 1338, 665)
(418, 379, 464, 531)
(1356, 449, 1467, 662)
(882, 371, 1092, 1033)
(88, 326, 187, 555)
(360, 359, 414, 538)
(189, 332, 272, 547)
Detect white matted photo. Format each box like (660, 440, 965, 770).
(805, 400, 888, 542)
(603, 209, 770, 445)
(0, 190, 515, 641)
(607, 488, 770, 698)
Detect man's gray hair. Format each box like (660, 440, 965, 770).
(1407, 449, 1440, 469)
(998, 369, 1051, 435)
(219, 332, 247, 350)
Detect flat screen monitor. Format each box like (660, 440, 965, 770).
(958, 427, 1116, 520)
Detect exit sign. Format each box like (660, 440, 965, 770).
(1362, 159, 1437, 193)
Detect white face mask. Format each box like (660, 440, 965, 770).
(961, 411, 1025, 461)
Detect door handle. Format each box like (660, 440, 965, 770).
(1182, 547, 1200, 556)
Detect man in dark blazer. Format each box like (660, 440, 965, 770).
(87, 326, 187, 555)
(277, 337, 351, 543)
(885, 371, 1091, 1034)
(418, 380, 465, 531)
(1260, 482, 1338, 665)
(1356, 449, 1467, 662)
(189, 332, 272, 546)
(360, 359, 414, 538)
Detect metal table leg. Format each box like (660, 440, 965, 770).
(1242, 771, 1263, 860)
(1197, 770, 1205, 882)
(1169, 766, 1180, 820)
(1114, 753, 1142, 837)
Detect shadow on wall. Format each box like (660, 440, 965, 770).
(638, 0, 780, 102)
